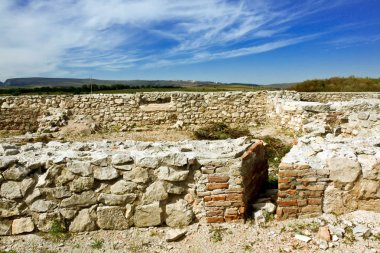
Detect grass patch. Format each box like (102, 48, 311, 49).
(209, 226, 226, 243)
(193, 122, 250, 140)
(90, 239, 104, 250)
(46, 220, 68, 242)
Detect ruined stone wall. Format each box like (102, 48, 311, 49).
(0, 138, 267, 235)
(0, 92, 269, 132)
(300, 92, 380, 102)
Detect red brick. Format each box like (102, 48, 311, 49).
(207, 217, 224, 223)
(279, 163, 294, 170)
(231, 201, 245, 207)
(282, 207, 299, 214)
(297, 199, 307, 207)
(278, 178, 291, 183)
(208, 176, 230, 183)
(225, 194, 243, 201)
(226, 187, 244, 193)
(206, 183, 229, 190)
(296, 177, 317, 183)
(277, 199, 298, 207)
(205, 201, 232, 207)
(204, 196, 212, 202)
(296, 184, 325, 191)
(278, 171, 298, 177)
(286, 190, 297, 196)
(299, 190, 323, 197)
(211, 195, 226, 201)
(279, 183, 291, 190)
(224, 215, 241, 222)
(307, 198, 322, 205)
(278, 191, 287, 198)
(225, 208, 238, 215)
(206, 211, 224, 217)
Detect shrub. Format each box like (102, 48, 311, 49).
(193, 122, 250, 140)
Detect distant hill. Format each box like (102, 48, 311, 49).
(263, 82, 297, 89)
(0, 77, 258, 88)
(288, 77, 380, 92)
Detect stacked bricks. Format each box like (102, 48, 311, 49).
(198, 141, 269, 223)
(276, 163, 330, 220)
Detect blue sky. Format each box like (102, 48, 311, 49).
(0, 0, 379, 84)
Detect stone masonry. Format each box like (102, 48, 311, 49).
(0, 138, 267, 235)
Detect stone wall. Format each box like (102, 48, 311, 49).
(0, 92, 269, 132)
(277, 108, 380, 219)
(0, 138, 267, 235)
(300, 92, 380, 103)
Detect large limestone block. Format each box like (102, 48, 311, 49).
(165, 200, 194, 227)
(96, 206, 132, 229)
(30, 200, 57, 213)
(69, 177, 94, 192)
(0, 220, 12, 235)
(328, 158, 361, 183)
(323, 184, 358, 215)
(60, 191, 97, 208)
(143, 181, 168, 204)
(110, 180, 137, 194)
(161, 153, 188, 167)
(123, 167, 149, 183)
(3, 166, 30, 180)
(94, 166, 119, 180)
(12, 217, 35, 234)
(133, 153, 161, 168)
(359, 179, 379, 200)
(69, 208, 97, 232)
(34, 212, 62, 232)
(156, 166, 189, 182)
(1, 181, 22, 199)
(0, 157, 18, 170)
(112, 154, 133, 165)
(67, 160, 92, 176)
(98, 193, 136, 206)
(0, 199, 21, 217)
(134, 202, 162, 227)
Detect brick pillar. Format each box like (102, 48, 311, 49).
(277, 163, 328, 219)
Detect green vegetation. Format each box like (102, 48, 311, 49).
(47, 220, 68, 242)
(289, 76, 380, 92)
(193, 122, 250, 140)
(209, 226, 225, 243)
(90, 239, 104, 250)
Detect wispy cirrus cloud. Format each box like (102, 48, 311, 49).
(0, 0, 371, 80)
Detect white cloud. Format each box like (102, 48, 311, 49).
(0, 0, 350, 80)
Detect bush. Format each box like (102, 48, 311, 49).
(193, 122, 250, 140)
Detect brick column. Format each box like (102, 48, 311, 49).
(277, 163, 329, 219)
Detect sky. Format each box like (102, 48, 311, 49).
(0, 0, 379, 84)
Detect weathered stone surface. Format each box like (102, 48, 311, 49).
(34, 212, 62, 232)
(110, 180, 137, 194)
(30, 200, 57, 213)
(97, 206, 132, 229)
(166, 228, 187, 242)
(60, 209, 78, 220)
(93, 166, 118, 180)
(359, 179, 379, 200)
(112, 154, 133, 165)
(166, 183, 185, 195)
(12, 217, 35, 234)
(67, 160, 92, 176)
(162, 153, 188, 167)
(55, 168, 76, 186)
(328, 158, 361, 183)
(0, 199, 20, 218)
(143, 181, 168, 204)
(134, 202, 162, 227)
(0, 181, 22, 199)
(133, 153, 161, 168)
(0, 220, 12, 235)
(0, 157, 18, 170)
(60, 191, 97, 208)
(98, 193, 136, 206)
(20, 177, 36, 196)
(123, 167, 149, 183)
(156, 166, 189, 182)
(165, 200, 194, 227)
(252, 202, 276, 214)
(3, 166, 29, 180)
(53, 186, 72, 199)
(69, 208, 97, 232)
(69, 177, 94, 192)
(91, 153, 109, 166)
(25, 188, 42, 205)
